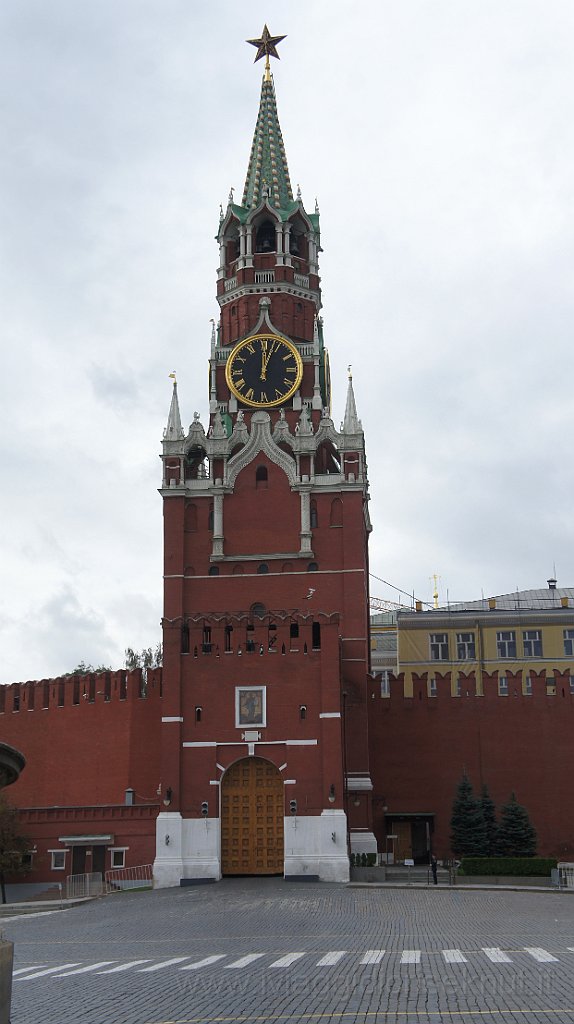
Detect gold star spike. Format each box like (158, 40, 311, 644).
(246, 25, 286, 65)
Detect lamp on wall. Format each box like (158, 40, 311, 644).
(328, 784, 336, 803)
(163, 786, 173, 807)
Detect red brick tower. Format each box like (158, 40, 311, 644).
(154, 29, 375, 886)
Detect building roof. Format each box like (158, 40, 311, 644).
(443, 586, 574, 613)
(242, 72, 293, 211)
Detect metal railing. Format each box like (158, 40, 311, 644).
(66, 872, 105, 899)
(105, 864, 154, 892)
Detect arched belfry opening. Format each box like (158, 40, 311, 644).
(255, 219, 276, 253)
(220, 757, 284, 875)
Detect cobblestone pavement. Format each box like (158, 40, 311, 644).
(3, 878, 574, 1024)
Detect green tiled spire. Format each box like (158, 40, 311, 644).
(242, 73, 293, 211)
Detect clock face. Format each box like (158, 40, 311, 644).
(225, 333, 303, 408)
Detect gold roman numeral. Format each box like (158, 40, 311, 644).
(245, 342, 255, 354)
(245, 388, 254, 400)
(260, 391, 268, 403)
(234, 378, 245, 390)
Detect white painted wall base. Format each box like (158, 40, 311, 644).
(283, 809, 349, 882)
(349, 830, 378, 856)
(155, 810, 351, 886)
(153, 811, 184, 889)
(154, 812, 222, 888)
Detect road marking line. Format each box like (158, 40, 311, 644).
(54, 961, 117, 976)
(360, 950, 386, 965)
(97, 960, 152, 973)
(225, 954, 266, 969)
(525, 947, 559, 963)
(316, 951, 347, 966)
(139, 957, 190, 972)
(483, 947, 512, 963)
(442, 949, 467, 963)
(400, 950, 421, 964)
(12, 965, 47, 975)
(15, 963, 81, 980)
(269, 953, 307, 968)
(181, 955, 227, 970)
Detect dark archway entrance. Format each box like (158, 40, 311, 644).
(221, 757, 284, 875)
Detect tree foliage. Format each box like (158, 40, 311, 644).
(67, 661, 112, 675)
(497, 792, 537, 857)
(450, 773, 488, 857)
(0, 796, 30, 903)
(480, 783, 499, 857)
(124, 644, 163, 670)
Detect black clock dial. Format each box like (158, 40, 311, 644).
(225, 333, 303, 408)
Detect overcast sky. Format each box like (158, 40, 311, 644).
(1, 1, 573, 684)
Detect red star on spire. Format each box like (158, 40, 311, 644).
(246, 25, 287, 64)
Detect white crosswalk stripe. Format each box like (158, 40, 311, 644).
(97, 960, 152, 973)
(12, 944, 571, 982)
(525, 947, 559, 963)
(442, 949, 467, 963)
(316, 951, 347, 966)
(15, 964, 82, 980)
(483, 947, 512, 963)
(54, 962, 117, 977)
(225, 953, 265, 969)
(400, 950, 421, 964)
(138, 957, 190, 972)
(269, 952, 307, 968)
(181, 954, 227, 970)
(360, 950, 386, 965)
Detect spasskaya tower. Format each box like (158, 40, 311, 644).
(154, 27, 376, 886)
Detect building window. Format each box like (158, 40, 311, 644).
(310, 501, 318, 528)
(429, 633, 449, 661)
(110, 849, 126, 869)
(564, 629, 574, 656)
(307, 562, 319, 572)
(496, 631, 516, 658)
(50, 850, 66, 870)
(524, 674, 532, 696)
(498, 675, 508, 696)
(21, 852, 34, 871)
(312, 622, 321, 650)
(456, 632, 475, 659)
(290, 623, 299, 640)
(208, 565, 220, 576)
(523, 629, 543, 658)
(255, 465, 268, 489)
(258, 563, 269, 574)
(428, 677, 437, 697)
(454, 676, 462, 697)
(202, 626, 212, 654)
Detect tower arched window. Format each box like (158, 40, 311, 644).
(208, 505, 214, 531)
(258, 563, 269, 574)
(310, 500, 318, 529)
(184, 503, 197, 532)
(255, 220, 276, 253)
(307, 562, 319, 573)
(256, 465, 268, 489)
(330, 498, 343, 527)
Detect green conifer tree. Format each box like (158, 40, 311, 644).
(480, 783, 499, 856)
(450, 773, 488, 857)
(497, 792, 537, 857)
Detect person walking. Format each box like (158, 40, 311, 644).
(430, 854, 438, 885)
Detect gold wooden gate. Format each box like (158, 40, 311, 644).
(221, 757, 284, 875)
